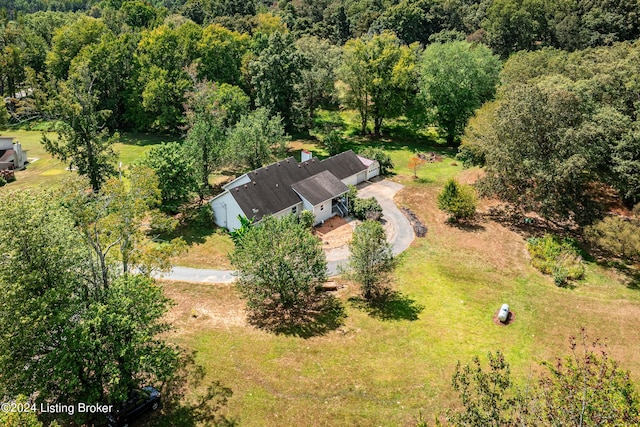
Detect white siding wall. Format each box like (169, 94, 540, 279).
(271, 202, 303, 220)
(210, 192, 245, 231)
(341, 174, 358, 186)
(367, 161, 380, 180)
(313, 199, 335, 224)
(0, 137, 13, 150)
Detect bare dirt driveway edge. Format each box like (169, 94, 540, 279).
(158, 179, 415, 282)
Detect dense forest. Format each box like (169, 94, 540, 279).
(0, 0, 638, 211)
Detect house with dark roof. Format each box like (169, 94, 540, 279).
(210, 150, 380, 231)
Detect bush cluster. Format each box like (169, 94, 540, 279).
(353, 197, 383, 221)
(526, 235, 585, 286)
(437, 178, 476, 222)
(358, 147, 394, 175)
(347, 185, 383, 221)
(585, 210, 640, 263)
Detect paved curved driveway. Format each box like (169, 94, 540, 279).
(158, 179, 415, 283)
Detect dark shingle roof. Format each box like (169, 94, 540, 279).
(315, 150, 368, 179)
(227, 150, 367, 221)
(291, 170, 348, 205)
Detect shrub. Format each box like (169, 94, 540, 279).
(229, 215, 253, 247)
(353, 197, 383, 221)
(299, 210, 315, 229)
(0, 176, 5, 187)
(585, 215, 640, 262)
(437, 178, 477, 221)
(358, 147, 394, 175)
(527, 235, 585, 285)
(189, 203, 215, 228)
(347, 185, 358, 212)
(323, 130, 345, 156)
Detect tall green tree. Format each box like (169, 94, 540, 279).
(196, 23, 250, 87)
(447, 351, 514, 426)
(0, 191, 181, 424)
(294, 35, 341, 128)
(475, 78, 627, 224)
(140, 142, 198, 212)
(227, 107, 289, 170)
(249, 30, 301, 131)
(419, 41, 500, 145)
(369, 0, 442, 45)
(42, 62, 116, 192)
(347, 220, 396, 300)
(69, 32, 138, 130)
(132, 22, 201, 131)
(483, 0, 551, 58)
(445, 333, 640, 426)
(183, 77, 247, 197)
(60, 169, 183, 285)
(337, 31, 417, 136)
(45, 16, 110, 80)
(230, 214, 327, 321)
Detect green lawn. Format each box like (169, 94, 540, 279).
(161, 133, 640, 426)
(170, 225, 234, 270)
(0, 130, 173, 192)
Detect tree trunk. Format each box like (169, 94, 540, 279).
(446, 133, 456, 146)
(360, 111, 368, 135)
(374, 117, 383, 137)
(86, 138, 101, 193)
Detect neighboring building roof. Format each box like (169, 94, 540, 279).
(291, 170, 348, 205)
(357, 155, 374, 167)
(224, 150, 369, 221)
(0, 149, 15, 163)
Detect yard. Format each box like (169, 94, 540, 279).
(0, 130, 174, 192)
(160, 135, 640, 426)
(4, 126, 640, 426)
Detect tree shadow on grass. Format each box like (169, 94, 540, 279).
(154, 352, 237, 427)
(599, 260, 640, 290)
(349, 290, 424, 321)
(248, 294, 347, 339)
(448, 219, 486, 232)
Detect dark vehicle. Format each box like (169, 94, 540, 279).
(107, 386, 161, 427)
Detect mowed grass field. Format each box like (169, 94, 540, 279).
(0, 130, 236, 269)
(0, 130, 175, 192)
(160, 138, 640, 426)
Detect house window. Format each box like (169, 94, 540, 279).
(320, 204, 324, 211)
(292, 206, 297, 214)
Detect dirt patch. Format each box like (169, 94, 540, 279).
(456, 168, 485, 185)
(314, 216, 355, 249)
(161, 281, 247, 332)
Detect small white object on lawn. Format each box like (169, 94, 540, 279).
(498, 304, 510, 323)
